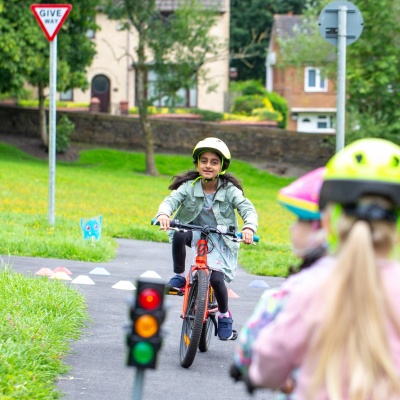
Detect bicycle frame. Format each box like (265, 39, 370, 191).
(181, 234, 218, 322)
(151, 218, 258, 367)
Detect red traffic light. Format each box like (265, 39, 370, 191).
(138, 288, 162, 310)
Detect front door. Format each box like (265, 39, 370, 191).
(91, 74, 110, 113)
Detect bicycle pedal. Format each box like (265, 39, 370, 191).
(165, 287, 185, 296)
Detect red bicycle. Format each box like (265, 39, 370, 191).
(154, 219, 258, 368)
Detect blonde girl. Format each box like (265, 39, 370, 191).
(249, 138, 400, 400)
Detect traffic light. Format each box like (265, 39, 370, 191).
(127, 278, 166, 369)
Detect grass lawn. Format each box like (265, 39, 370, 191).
(0, 141, 299, 398)
(0, 263, 88, 398)
(0, 141, 298, 277)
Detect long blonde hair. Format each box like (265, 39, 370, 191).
(306, 199, 400, 400)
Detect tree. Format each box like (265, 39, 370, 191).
(276, 0, 400, 143)
(105, 0, 222, 176)
(0, 1, 43, 95)
(0, 0, 99, 146)
(230, 0, 304, 82)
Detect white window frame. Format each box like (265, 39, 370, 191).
(297, 113, 335, 133)
(304, 67, 328, 92)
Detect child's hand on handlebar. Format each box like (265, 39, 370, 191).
(154, 214, 171, 231)
(279, 377, 295, 394)
(241, 228, 254, 245)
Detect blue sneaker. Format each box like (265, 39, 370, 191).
(166, 275, 186, 290)
(218, 311, 236, 340)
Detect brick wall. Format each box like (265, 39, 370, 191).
(0, 105, 334, 169)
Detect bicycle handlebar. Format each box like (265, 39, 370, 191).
(151, 219, 259, 242)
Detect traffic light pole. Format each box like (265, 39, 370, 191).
(132, 368, 145, 400)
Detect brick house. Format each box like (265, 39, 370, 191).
(61, 0, 229, 114)
(266, 14, 336, 133)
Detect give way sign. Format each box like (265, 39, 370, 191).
(30, 4, 72, 41)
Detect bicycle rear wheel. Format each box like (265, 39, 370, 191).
(199, 287, 216, 352)
(180, 269, 208, 368)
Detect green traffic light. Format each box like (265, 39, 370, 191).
(132, 341, 155, 365)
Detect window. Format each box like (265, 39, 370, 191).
(60, 89, 73, 101)
(317, 116, 328, 129)
(304, 67, 327, 92)
(147, 70, 197, 108)
(297, 114, 335, 133)
(92, 75, 110, 93)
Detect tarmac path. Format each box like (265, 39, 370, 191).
(6, 238, 285, 400)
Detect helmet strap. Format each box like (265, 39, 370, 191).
(191, 175, 203, 186)
(191, 174, 220, 186)
(397, 213, 400, 232)
(327, 203, 342, 252)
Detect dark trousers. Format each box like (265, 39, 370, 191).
(172, 230, 229, 313)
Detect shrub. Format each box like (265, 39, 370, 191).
(56, 115, 75, 153)
(231, 95, 274, 116)
(265, 91, 289, 129)
(129, 107, 139, 114)
(252, 108, 282, 122)
(241, 80, 268, 96)
(0, 88, 33, 101)
(229, 80, 267, 97)
(18, 99, 89, 109)
(190, 108, 223, 122)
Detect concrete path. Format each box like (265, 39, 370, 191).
(6, 239, 285, 400)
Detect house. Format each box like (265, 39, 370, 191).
(62, 0, 229, 114)
(266, 14, 336, 133)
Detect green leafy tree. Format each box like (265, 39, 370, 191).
(105, 0, 222, 175)
(0, 0, 99, 146)
(0, 1, 41, 95)
(277, 0, 400, 143)
(230, 0, 304, 82)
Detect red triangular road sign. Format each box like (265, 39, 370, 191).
(30, 4, 72, 42)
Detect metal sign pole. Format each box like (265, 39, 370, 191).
(48, 35, 57, 225)
(336, 5, 347, 152)
(318, 1, 363, 153)
(31, 4, 72, 225)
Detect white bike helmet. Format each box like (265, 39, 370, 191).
(192, 137, 231, 174)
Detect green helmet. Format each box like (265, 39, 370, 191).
(319, 138, 400, 210)
(192, 137, 231, 174)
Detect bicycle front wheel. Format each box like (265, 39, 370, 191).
(180, 269, 208, 368)
(199, 286, 216, 352)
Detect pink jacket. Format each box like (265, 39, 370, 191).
(249, 257, 400, 399)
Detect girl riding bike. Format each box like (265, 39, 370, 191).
(154, 137, 258, 340)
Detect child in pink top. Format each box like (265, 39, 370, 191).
(231, 167, 328, 398)
(249, 138, 400, 400)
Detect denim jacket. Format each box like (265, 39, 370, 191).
(155, 179, 258, 252)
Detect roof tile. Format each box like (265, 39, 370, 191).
(273, 15, 303, 38)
